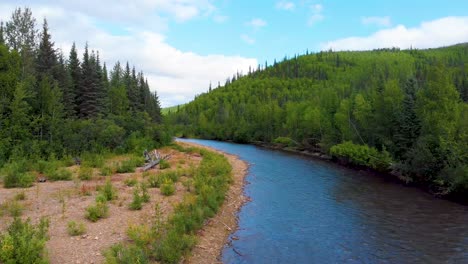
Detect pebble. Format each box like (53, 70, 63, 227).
(94, 236, 99, 240)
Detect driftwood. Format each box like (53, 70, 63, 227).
(142, 150, 172, 171)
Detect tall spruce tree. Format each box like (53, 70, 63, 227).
(36, 19, 56, 78)
(68, 42, 81, 117)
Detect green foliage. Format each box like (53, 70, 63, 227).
(48, 168, 72, 181)
(124, 176, 138, 187)
(129, 189, 143, 210)
(160, 180, 175, 196)
(14, 191, 26, 201)
(104, 147, 232, 263)
(1, 161, 35, 188)
(330, 141, 393, 172)
(147, 174, 159, 188)
(272, 137, 297, 147)
(1, 200, 24, 217)
(159, 159, 170, 170)
(0, 217, 49, 264)
(117, 157, 144, 173)
(100, 165, 113, 176)
(81, 153, 105, 168)
(99, 179, 118, 201)
(78, 166, 93, 181)
(85, 201, 109, 222)
(168, 45, 468, 199)
(104, 243, 148, 264)
(67, 221, 86, 236)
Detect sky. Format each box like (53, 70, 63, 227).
(1, 0, 468, 107)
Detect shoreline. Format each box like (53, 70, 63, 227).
(179, 142, 249, 264)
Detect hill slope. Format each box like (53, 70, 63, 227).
(168, 44, 468, 200)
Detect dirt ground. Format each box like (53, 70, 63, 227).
(181, 142, 249, 264)
(0, 148, 202, 264)
(0, 143, 249, 264)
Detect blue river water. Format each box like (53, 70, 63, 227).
(178, 139, 468, 264)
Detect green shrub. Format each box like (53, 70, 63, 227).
(2, 200, 24, 217)
(147, 174, 159, 188)
(2, 161, 35, 188)
(85, 201, 109, 222)
(124, 177, 138, 187)
(14, 191, 26, 201)
(116, 157, 143, 173)
(140, 183, 150, 203)
(48, 168, 72, 181)
(272, 136, 297, 147)
(104, 243, 148, 264)
(160, 180, 175, 196)
(100, 166, 113, 176)
(67, 221, 86, 236)
(159, 159, 170, 170)
(79, 166, 93, 181)
(100, 179, 118, 201)
(0, 217, 49, 264)
(82, 153, 105, 168)
(330, 141, 393, 172)
(129, 189, 143, 210)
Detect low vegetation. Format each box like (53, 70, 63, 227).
(105, 146, 232, 263)
(0, 217, 49, 264)
(67, 221, 87, 236)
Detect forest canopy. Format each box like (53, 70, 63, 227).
(168, 44, 468, 200)
(0, 7, 168, 166)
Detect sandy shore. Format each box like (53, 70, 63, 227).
(180, 142, 249, 264)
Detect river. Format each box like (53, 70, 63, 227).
(177, 138, 468, 264)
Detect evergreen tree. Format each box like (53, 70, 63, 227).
(36, 18, 56, 78)
(0, 21, 5, 46)
(78, 44, 98, 118)
(68, 42, 81, 118)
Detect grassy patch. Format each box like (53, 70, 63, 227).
(0, 217, 49, 264)
(85, 201, 109, 222)
(48, 168, 72, 181)
(67, 221, 86, 236)
(160, 180, 175, 196)
(1, 161, 35, 188)
(159, 159, 170, 170)
(79, 166, 94, 181)
(105, 147, 233, 263)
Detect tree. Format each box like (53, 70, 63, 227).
(0, 22, 5, 46)
(5, 7, 37, 78)
(36, 18, 56, 78)
(68, 42, 81, 118)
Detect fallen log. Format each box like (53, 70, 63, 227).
(143, 159, 161, 171)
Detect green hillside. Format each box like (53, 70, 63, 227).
(168, 44, 468, 200)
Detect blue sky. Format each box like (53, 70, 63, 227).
(1, 0, 468, 106)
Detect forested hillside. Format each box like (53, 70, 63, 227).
(168, 44, 468, 200)
(0, 8, 168, 167)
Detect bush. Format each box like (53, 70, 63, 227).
(100, 166, 113, 176)
(85, 201, 109, 222)
(129, 189, 143, 211)
(159, 159, 170, 170)
(99, 179, 118, 201)
(160, 180, 175, 196)
(273, 136, 297, 147)
(82, 153, 105, 168)
(2, 161, 35, 188)
(140, 183, 150, 203)
(79, 166, 93, 181)
(116, 157, 144, 173)
(104, 243, 148, 264)
(0, 217, 49, 264)
(330, 141, 393, 172)
(67, 221, 86, 236)
(48, 168, 72, 181)
(14, 191, 26, 201)
(147, 174, 159, 188)
(124, 176, 138, 187)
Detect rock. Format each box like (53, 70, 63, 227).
(94, 236, 99, 240)
(232, 236, 239, 240)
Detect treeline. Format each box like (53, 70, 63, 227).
(0, 7, 167, 166)
(168, 44, 468, 200)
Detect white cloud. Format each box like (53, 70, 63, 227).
(246, 18, 267, 29)
(321, 16, 468, 51)
(276, 1, 295, 11)
(308, 4, 324, 26)
(361, 16, 391, 27)
(0, 1, 257, 107)
(240, 34, 255, 45)
(213, 15, 228, 23)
